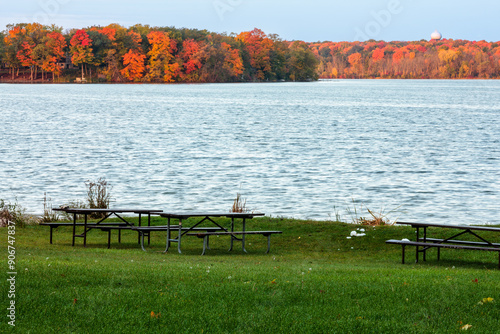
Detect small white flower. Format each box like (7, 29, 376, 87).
(351, 247, 354, 249)
(207, 270, 210, 273)
(25, 268, 28, 271)
(48, 264, 51, 267)
(360, 228, 365, 232)
(309, 268, 312, 271)
(46, 257, 49, 260)
(350, 231, 357, 236)
(346, 236, 352, 239)
(228, 276, 232, 279)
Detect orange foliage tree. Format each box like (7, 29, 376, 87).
(41, 31, 66, 80)
(236, 28, 274, 80)
(121, 50, 146, 82)
(70, 29, 94, 80)
(146, 31, 179, 82)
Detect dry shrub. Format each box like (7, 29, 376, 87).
(0, 208, 13, 227)
(347, 199, 402, 226)
(85, 178, 112, 218)
(231, 193, 247, 213)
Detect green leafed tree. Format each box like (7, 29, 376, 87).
(287, 41, 319, 81)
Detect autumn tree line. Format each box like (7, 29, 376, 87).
(0, 23, 318, 83)
(0, 23, 499, 83)
(311, 39, 500, 79)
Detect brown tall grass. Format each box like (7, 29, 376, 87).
(231, 193, 247, 213)
(85, 178, 112, 218)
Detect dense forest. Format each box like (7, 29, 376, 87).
(1, 23, 499, 83)
(311, 39, 500, 79)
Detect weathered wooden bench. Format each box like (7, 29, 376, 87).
(185, 231, 283, 255)
(40, 222, 129, 245)
(386, 239, 500, 269)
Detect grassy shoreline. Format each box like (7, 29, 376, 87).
(2, 217, 499, 333)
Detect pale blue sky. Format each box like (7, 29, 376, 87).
(1, 0, 498, 42)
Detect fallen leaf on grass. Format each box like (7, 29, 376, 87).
(478, 297, 494, 305)
(460, 324, 472, 330)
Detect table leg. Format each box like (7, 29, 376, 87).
(242, 218, 247, 253)
(178, 219, 182, 254)
(229, 217, 234, 251)
(165, 218, 171, 252)
(147, 214, 151, 245)
(138, 213, 142, 245)
(415, 227, 419, 263)
(72, 212, 76, 246)
(423, 227, 427, 261)
(83, 214, 87, 247)
(201, 235, 208, 255)
(140, 232, 147, 252)
(266, 234, 271, 253)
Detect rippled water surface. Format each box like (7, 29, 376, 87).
(1, 80, 499, 224)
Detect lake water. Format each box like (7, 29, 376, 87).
(1, 80, 499, 224)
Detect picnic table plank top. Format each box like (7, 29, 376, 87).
(158, 212, 265, 219)
(53, 208, 163, 214)
(397, 221, 500, 232)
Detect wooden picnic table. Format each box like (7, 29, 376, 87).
(154, 212, 276, 254)
(386, 221, 500, 268)
(51, 208, 163, 247)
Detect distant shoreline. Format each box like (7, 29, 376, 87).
(1, 77, 498, 84)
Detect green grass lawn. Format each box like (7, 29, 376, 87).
(2, 217, 499, 333)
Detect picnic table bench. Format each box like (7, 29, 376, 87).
(186, 230, 283, 255)
(39, 222, 128, 246)
(132, 225, 223, 252)
(386, 222, 500, 268)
